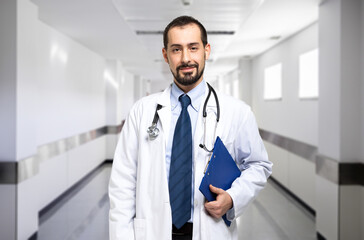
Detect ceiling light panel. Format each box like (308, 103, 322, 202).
(112, 0, 263, 62)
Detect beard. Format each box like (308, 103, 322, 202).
(172, 63, 205, 86)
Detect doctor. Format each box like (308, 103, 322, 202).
(109, 16, 272, 240)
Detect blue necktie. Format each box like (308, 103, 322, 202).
(169, 94, 192, 229)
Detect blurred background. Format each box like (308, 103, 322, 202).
(0, 0, 363, 239)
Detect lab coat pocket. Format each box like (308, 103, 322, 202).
(133, 218, 146, 240)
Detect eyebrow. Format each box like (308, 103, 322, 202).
(170, 42, 200, 48)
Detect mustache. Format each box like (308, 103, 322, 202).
(177, 63, 198, 71)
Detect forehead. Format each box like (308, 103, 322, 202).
(167, 23, 202, 46)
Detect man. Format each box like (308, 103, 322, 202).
(109, 16, 272, 240)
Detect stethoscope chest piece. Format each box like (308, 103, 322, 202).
(147, 123, 159, 140)
(147, 104, 162, 140)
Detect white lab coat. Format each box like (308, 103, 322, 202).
(109, 82, 272, 240)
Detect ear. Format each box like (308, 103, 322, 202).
(204, 43, 211, 60)
(162, 48, 169, 63)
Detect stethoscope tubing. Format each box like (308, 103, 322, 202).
(203, 83, 220, 121)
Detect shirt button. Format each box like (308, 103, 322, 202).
(194, 200, 198, 207)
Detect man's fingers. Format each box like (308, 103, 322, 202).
(204, 186, 233, 219)
(209, 184, 224, 194)
(205, 201, 224, 218)
(205, 200, 219, 209)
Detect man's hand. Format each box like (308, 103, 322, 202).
(204, 185, 233, 218)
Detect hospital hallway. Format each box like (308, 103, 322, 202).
(34, 162, 316, 240)
(1, 0, 364, 239)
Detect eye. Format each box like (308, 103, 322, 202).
(172, 48, 181, 53)
(190, 47, 198, 51)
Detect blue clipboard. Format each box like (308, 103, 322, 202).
(199, 136, 241, 227)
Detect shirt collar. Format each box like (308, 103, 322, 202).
(171, 79, 206, 112)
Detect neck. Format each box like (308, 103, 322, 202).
(174, 78, 203, 93)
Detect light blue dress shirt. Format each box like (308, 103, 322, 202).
(166, 79, 206, 223)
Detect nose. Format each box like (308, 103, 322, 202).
(181, 49, 191, 64)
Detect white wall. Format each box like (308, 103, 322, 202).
(361, 0, 364, 163)
(117, 64, 135, 121)
(340, 0, 362, 162)
(362, 187, 364, 239)
(318, 0, 341, 160)
(150, 80, 170, 94)
(252, 23, 318, 146)
(211, 28, 319, 209)
(13, 1, 136, 238)
(134, 75, 143, 101)
(16, 0, 38, 160)
(361, 3, 364, 235)
(264, 141, 316, 209)
(213, 75, 230, 94)
(133, 76, 152, 101)
(249, 23, 319, 211)
(339, 186, 362, 240)
(220, 70, 239, 98)
(35, 21, 106, 147)
(358, 0, 364, 238)
(105, 60, 119, 126)
(239, 59, 253, 106)
(0, 0, 17, 162)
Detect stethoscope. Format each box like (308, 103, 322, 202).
(147, 83, 220, 152)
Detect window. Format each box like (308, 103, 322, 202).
(264, 63, 282, 100)
(299, 49, 319, 99)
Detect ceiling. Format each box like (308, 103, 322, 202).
(30, 0, 320, 82)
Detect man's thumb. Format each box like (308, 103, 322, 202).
(209, 184, 223, 194)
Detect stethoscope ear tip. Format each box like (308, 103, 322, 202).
(199, 144, 204, 148)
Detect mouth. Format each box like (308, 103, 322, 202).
(180, 67, 195, 73)
(178, 64, 197, 74)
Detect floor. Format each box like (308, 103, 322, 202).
(36, 163, 316, 240)
(237, 180, 316, 240)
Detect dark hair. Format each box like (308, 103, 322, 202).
(163, 16, 208, 49)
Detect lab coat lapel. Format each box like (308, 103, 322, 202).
(156, 85, 172, 148)
(205, 90, 218, 151)
(193, 82, 218, 162)
(194, 83, 207, 156)
(194, 81, 216, 152)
